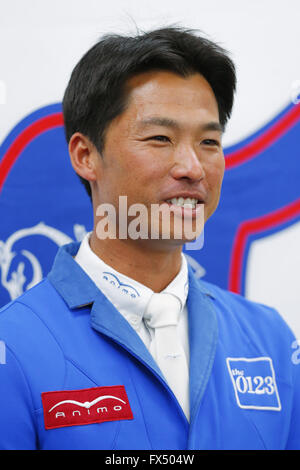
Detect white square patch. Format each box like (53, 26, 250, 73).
(226, 357, 281, 411)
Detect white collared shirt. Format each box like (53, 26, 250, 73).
(74, 232, 190, 369)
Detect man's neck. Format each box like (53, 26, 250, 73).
(89, 230, 183, 293)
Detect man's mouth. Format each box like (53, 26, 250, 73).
(165, 197, 203, 209)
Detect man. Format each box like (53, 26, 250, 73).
(0, 27, 299, 450)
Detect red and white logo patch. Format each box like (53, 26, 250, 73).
(41, 385, 133, 430)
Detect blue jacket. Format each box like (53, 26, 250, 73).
(0, 242, 299, 450)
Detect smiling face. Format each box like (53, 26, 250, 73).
(90, 70, 225, 247)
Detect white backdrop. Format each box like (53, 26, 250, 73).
(1, 0, 300, 146)
(1, 0, 300, 336)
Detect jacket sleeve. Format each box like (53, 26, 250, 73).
(0, 343, 37, 449)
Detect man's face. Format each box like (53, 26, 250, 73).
(91, 70, 225, 246)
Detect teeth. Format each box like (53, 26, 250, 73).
(166, 197, 199, 208)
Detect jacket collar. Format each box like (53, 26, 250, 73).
(186, 265, 218, 421)
(47, 242, 98, 308)
(47, 242, 218, 422)
(47, 241, 215, 308)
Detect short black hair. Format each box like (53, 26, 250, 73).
(63, 26, 236, 198)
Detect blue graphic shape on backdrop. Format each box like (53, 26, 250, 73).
(0, 103, 92, 306)
(0, 101, 300, 307)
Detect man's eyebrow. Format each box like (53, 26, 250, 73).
(138, 117, 180, 129)
(202, 121, 224, 133)
(137, 117, 223, 133)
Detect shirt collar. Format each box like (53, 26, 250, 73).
(74, 233, 189, 327)
(47, 240, 215, 310)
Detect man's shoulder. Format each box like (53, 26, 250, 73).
(0, 278, 68, 352)
(0, 277, 63, 321)
(196, 277, 295, 340)
(197, 276, 276, 312)
(0, 279, 68, 400)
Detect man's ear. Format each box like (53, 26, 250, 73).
(68, 132, 102, 182)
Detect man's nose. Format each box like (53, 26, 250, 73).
(169, 146, 205, 181)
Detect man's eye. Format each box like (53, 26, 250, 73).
(148, 135, 170, 142)
(202, 139, 220, 146)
